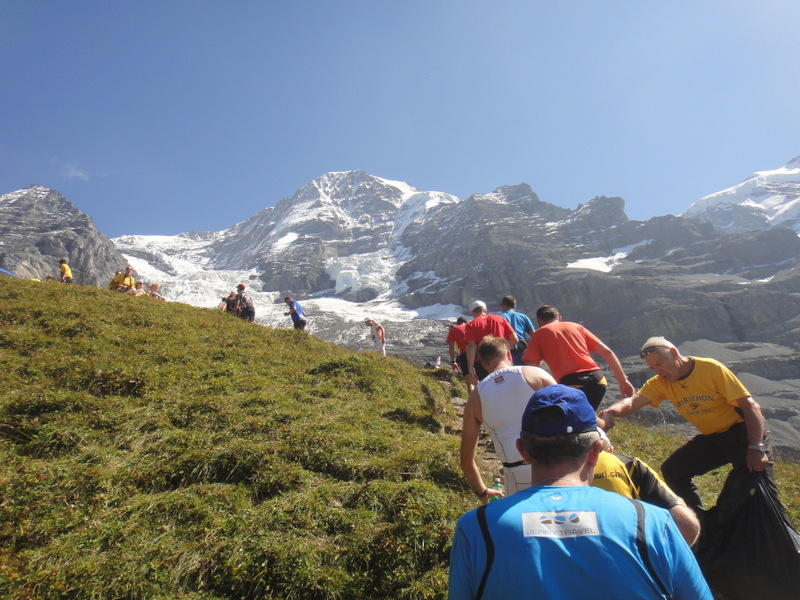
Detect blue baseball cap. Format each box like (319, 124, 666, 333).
(521, 384, 597, 436)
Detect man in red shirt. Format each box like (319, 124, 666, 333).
(464, 300, 517, 385)
(522, 305, 633, 410)
(446, 316, 472, 391)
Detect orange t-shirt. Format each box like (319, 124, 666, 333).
(521, 320, 600, 382)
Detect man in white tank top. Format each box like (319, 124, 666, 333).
(460, 336, 556, 502)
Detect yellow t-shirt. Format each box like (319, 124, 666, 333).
(111, 273, 135, 289)
(60, 264, 72, 279)
(593, 451, 684, 509)
(638, 357, 749, 435)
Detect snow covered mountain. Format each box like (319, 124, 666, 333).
(108, 169, 800, 360)
(683, 156, 800, 233)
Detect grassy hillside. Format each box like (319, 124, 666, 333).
(1, 278, 798, 599)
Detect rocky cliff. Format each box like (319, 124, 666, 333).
(0, 186, 126, 286)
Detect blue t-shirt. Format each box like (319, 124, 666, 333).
(288, 300, 306, 323)
(448, 485, 711, 600)
(499, 310, 535, 342)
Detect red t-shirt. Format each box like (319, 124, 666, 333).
(464, 314, 515, 346)
(446, 323, 468, 354)
(521, 320, 600, 382)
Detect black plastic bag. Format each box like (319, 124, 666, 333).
(694, 467, 800, 600)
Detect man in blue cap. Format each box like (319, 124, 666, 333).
(447, 384, 711, 600)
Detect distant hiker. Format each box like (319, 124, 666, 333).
(460, 336, 555, 500)
(446, 316, 472, 392)
(448, 383, 712, 600)
(599, 337, 772, 513)
(498, 295, 534, 365)
(464, 300, 517, 386)
(109, 266, 135, 293)
(235, 284, 255, 322)
(148, 283, 166, 300)
(284, 296, 307, 330)
(222, 291, 238, 315)
(522, 304, 633, 410)
(59, 259, 73, 284)
(45, 275, 54, 282)
(364, 318, 386, 355)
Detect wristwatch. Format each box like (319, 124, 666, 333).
(748, 443, 767, 453)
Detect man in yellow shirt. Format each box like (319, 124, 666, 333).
(59, 259, 72, 283)
(109, 266, 135, 292)
(599, 336, 770, 513)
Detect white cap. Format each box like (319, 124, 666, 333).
(470, 300, 487, 312)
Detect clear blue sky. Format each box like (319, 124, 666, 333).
(2, 1, 799, 237)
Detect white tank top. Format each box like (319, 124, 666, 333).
(476, 365, 534, 465)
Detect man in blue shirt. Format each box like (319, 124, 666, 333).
(498, 296, 534, 366)
(448, 384, 712, 600)
(284, 296, 307, 331)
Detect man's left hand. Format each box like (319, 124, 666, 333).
(619, 379, 635, 398)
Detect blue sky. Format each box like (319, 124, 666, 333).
(2, 2, 799, 237)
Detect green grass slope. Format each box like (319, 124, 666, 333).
(0, 279, 472, 599)
(1, 278, 798, 599)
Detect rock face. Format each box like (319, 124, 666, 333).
(0, 186, 126, 286)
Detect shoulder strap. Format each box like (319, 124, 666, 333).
(628, 497, 672, 600)
(475, 504, 494, 600)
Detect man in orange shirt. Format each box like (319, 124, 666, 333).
(522, 305, 633, 410)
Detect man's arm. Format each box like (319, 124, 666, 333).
(448, 341, 459, 372)
(628, 456, 701, 546)
(466, 340, 477, 380)
(669, 504, 701, 547)
(736, 395, 769, 472)
(594, 342, 635, 398)
(598, 393, 652, 429)
(459, 389, 501, 504)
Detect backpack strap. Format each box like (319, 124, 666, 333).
(628, 497, 672, 600)
(475, 504, 495, 600)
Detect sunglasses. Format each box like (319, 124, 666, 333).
(639, 345, 670, 359)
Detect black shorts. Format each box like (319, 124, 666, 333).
(559, 369, 607, 410)
(293, 320, 307, 330)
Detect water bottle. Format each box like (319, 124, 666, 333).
(435, 356, 441, 368)
(489, 477, 504, 501)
